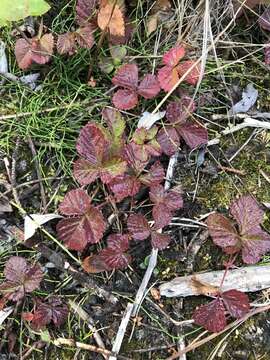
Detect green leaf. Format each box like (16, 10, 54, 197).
(0, 0, 50, 26)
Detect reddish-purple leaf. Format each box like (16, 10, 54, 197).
(57, 33, 76, 55)
(150, 184, 183, 229)
(107, 233, 129, 252)
(193, 298, 227, 333)
(137, 74, 160, 99)
(139, 161, 165, 186)
(96, 248, 131, 270)
(15, 34, 54, 70)
(177, 122, 208, 149)
(74, 123, 126, 185)
(162, 45, 185, 67)
(30, 297, 69, 330)
(108, 174, 141, 202)
(75, 25, 95, 49)
(177, 60, 201, 86)
(59, 189, 91, 216)
(0, 257, 43, 302)
(157, 65, 179, 92)
(230, 195, 264, 235)
(99, 233, 131, 270)
(206, 213, 240, 251)
(123, 142, 149, 171)
(259, 8, 270, 31)
(151, 231, 171, 249)
(127, 214, 150, 240)
(57, 190, 105, 251)
(112, 88, 138, 110)
(76, 0, 97, 25)
(76, 123, 109, 163)
(73, 158, 99, 185)
(157, 127, 180, 156)
(208, 196, 270, 264)
(112, 63, 138, 90)
(166, 98, 195, 125)
(241, 226, 270, 264)
(221, 290, 250, 318)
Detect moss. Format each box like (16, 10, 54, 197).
(197, 133, 270, 210)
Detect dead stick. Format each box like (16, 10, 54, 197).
(165, 304, 270, 360)
(159, 264, 270, 298)
(53, 338, 132, 360)
(28, 136, 47, 210)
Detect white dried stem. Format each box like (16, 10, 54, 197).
(159, 265, 270, 298)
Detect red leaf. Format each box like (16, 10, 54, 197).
(31, 297, 68, 330)
(76, 0, 97, 25)
(230, 195, 264, 235)
(108, 174, 141, 202)
(57, 190, 105, 251)
(157, 65, 179, 92)
(15, 39, 34, 70)
(162, 45, 185, 67)
(193, 298, 227, 333)
(177, 60, 201, 86)
(16, 34, 54, 69)
(151, 231, 171, 249)
(166, 97, 195, 125)
(206, 213, 240, 251)
(177, 122, 208, 149)
(112, 63, 138, 90)
(137, 74, 160, 99)
(127, 214, 150, 240)
(221, 290, 250, 318)
(22, 312, 34, 321)
(112, 88, 138, 110)
(157, 127, 180, 156)
(57, 33, 76, 55)
(0, 257, 43, 302)
(139, 161, 165, 186)
(58, 189, 91, 216)
(99, 233, 131, 270)
(150, 184, 183, 229)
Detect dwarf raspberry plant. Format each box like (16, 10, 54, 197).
(112, 64, 161, 110)
(192, 195, 270, 333)
(157, 45, 201, 92)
